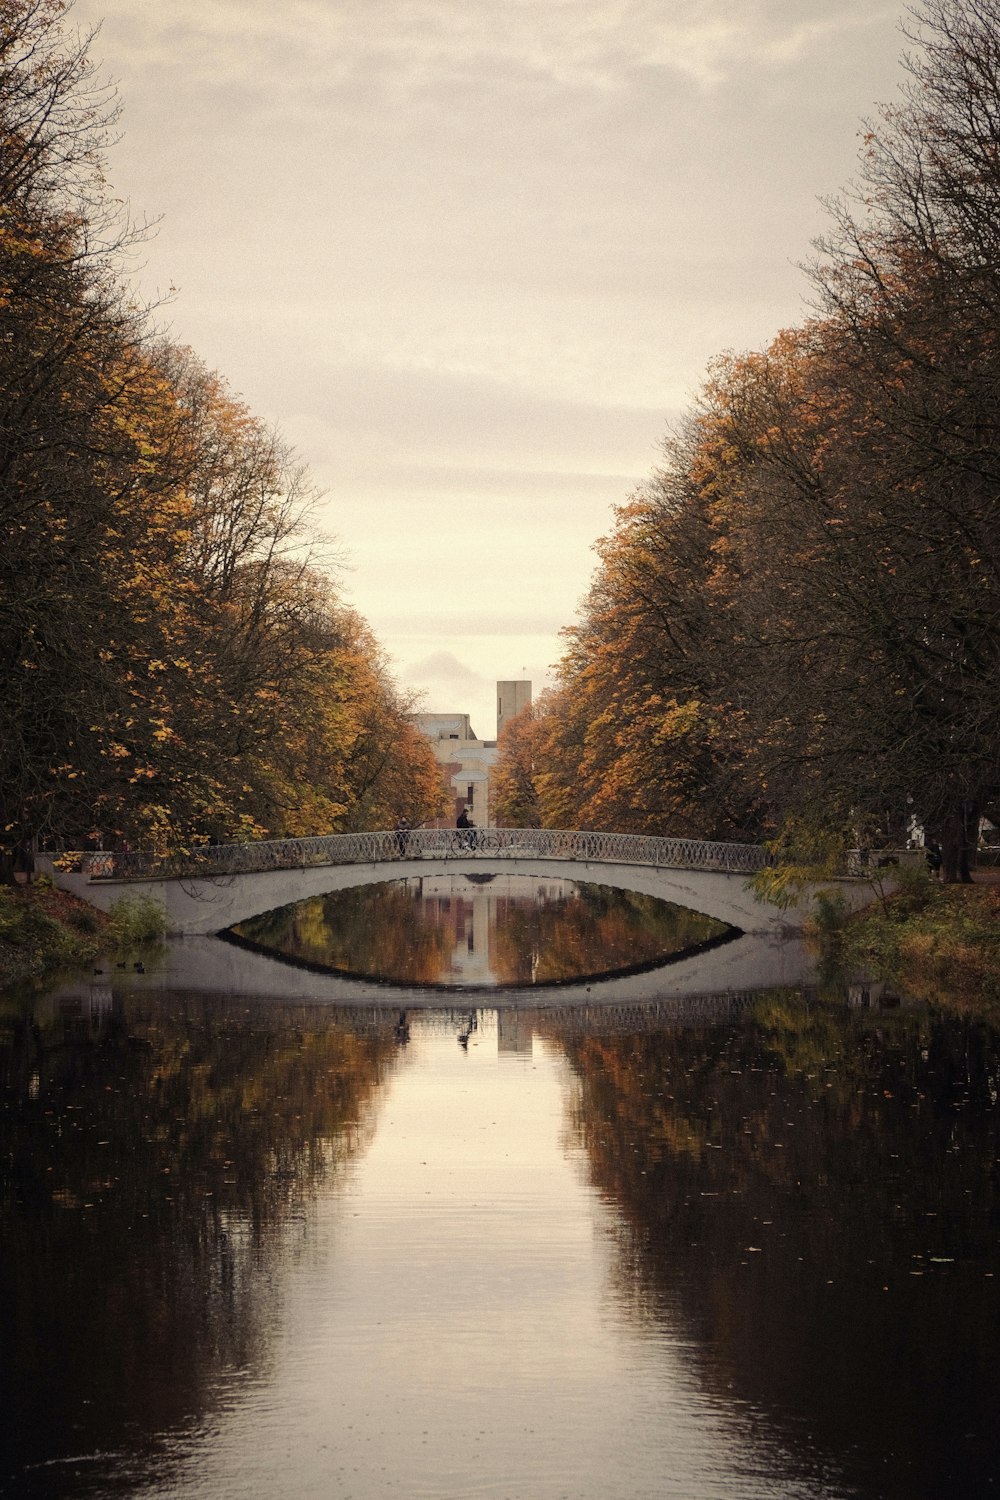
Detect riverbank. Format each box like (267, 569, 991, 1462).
(833, 875, 1000, 1012)
(0, 880, 109, 989)
(0, 881, 167, 991)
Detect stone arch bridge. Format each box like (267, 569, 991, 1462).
(46, 827, 874, 937)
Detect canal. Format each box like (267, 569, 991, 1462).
(3, 878, 1000, 1497)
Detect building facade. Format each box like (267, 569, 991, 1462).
(412, 680, 531, 829)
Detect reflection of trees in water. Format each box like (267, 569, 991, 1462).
(491, 886, 727, 984)
(238, 885, 452, 983)
(238, 881, 728, 987)
(0, 989, 400, 1495)
(551, 993, 1000, 1500)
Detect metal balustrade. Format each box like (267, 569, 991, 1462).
(78, 827, 769, 881)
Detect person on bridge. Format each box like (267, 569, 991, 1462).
(456, 806, 477, 850)
(394, 816, 410, 857)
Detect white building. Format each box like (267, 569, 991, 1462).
(412, 680, 531, 828)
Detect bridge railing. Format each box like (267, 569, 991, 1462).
(79, 827, 768, 881)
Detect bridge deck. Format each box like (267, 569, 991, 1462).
(75, 827, 769, 882)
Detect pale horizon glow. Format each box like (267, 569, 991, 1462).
(70, 0, 906, 737)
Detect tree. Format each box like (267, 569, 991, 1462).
(0, 2, 447, 870)
(492, 701, 542, 827)
(256, 603, 448, 837)
(520, 0, 1000, 878)
(0, 0, 160, 873)
(775, 0, 1000, 870)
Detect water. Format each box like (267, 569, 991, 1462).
(4, 947, 1000, 1497)
(229, 875, 734, 988)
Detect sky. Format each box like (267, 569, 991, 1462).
(70, 0, 907, 739)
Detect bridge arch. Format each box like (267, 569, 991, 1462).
(44, 827, 871, 938)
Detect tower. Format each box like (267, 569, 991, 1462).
(496, 680, 531, 740)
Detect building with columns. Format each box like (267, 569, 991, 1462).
(412, 680, 531, 829)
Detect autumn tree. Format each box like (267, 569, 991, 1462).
(804, 0, 1000, 872)
(90, 344, 336, 849)
(517, 0, 1000, 877)
(0, 0, 160, 872)
(495, 453, 769, 840)
(256, 601, 448, 837)
(0, 1, 448, 870)
(491, 701, 542, 827)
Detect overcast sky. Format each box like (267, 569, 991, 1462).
(71, 0, 906, 738)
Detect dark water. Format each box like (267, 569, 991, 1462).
(4, 960, 1000, 1496)
(230, 875, 733, 987)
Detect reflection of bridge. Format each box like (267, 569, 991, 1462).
(38, 965, 811, 1044)
(46, 827, 872, 938)
(104, 929, 821, 1011)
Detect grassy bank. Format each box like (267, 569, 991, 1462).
(0, 881, 165, 991)
(827, 875, 1000, 1012)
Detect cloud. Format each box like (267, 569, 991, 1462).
(80, 0, 906, 435)
(404, 652, 486, 685)
(394, 635, 556, 735)
(274, 361, 666, 473)
(390, 613, 569, 638)
(84, 0, 900, 98)
(68, 0, 908, 747)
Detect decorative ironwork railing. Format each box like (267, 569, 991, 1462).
(78, 827, 769, 881)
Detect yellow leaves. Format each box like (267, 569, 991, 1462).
(654, 699, 705, 747)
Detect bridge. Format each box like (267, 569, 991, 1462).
(45, 826, 875, 938)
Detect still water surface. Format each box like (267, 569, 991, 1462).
(230, 875, 733, 987)
(4, 949, 1000, 1497)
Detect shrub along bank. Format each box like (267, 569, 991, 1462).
(826, 876, 1000, 1013)
(0, 883, 165, 990)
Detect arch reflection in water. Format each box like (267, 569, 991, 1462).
(231, 873, 735, 988)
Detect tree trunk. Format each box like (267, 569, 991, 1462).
(15, 839, 35, 881)
(940, 800, 978, 884)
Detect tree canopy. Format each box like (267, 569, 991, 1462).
(495, 0, 1000, 880)
(0, 0, 446, 874)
